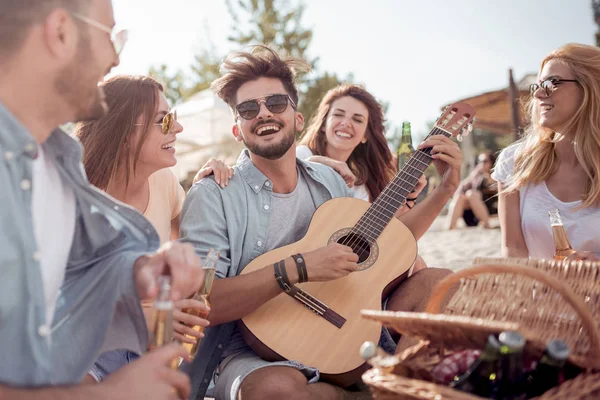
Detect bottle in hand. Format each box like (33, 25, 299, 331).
(181, 249, 219, 358)
(450, 334, 501, 397)
(526, 339, 570, 398)
(549, 209, 576, 260)
(150, 275, 179, 369)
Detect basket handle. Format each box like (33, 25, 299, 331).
(424, 263, 600, 363)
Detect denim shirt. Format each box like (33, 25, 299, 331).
(0, 103, 159, 387)
(180, 149, 351, 399)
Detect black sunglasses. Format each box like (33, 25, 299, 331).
(235, 94, 296, 120)
(529, 78, 578, 97)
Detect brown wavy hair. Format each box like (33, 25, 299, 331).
(299, 84, 395, 201)
(74, 75, 164, 190)
(211, 45, 310, 112)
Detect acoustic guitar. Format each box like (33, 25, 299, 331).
(239, 102, 476, 386)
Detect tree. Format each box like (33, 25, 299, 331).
(186, 38, 223, 97)
(148, 64, 188, 105)
(225, 0, 316, 71)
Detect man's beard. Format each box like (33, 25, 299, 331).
(243, 122, 296, 160)
(54, 32, 107, 122)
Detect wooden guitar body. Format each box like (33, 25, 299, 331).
(239, 197, 417, 385)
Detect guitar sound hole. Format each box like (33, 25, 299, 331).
(336, 234, 371, 263)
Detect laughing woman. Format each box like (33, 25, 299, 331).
(75, 75, 228, 381)
(298, 84, 463, 274)
(492, 43, 600, 261)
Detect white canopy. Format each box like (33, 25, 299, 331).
(172, 89, 240, 180)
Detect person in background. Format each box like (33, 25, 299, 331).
(0, 0, 202, 398)
(493, 43, 600, 261)
(446, 151, 498, 229)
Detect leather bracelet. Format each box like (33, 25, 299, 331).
(292, 254, 308, 283)
(273, 262, 290, 293)
(279, 259, 292, 288)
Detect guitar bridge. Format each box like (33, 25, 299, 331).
(288, 286, 346, 329)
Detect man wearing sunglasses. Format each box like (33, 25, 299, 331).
(0, 1, 202, 398)
(181, 46, 463, 400)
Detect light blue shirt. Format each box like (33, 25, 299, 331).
(180, 149, 352, 399)
(0, 102, 158, 386)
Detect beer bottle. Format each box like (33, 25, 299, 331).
(150, 276, 179, 369)
(549, 209, 576, 260)
(495, 331, 526, 400)
(450, 335, 501, 397)
(397, 121, 414, 171)
(181, 249, 219, 358)
(526, 340, 570, 398)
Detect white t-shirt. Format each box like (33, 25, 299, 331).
(492, 143, 600, 259)
(32, 146, 76, 327)
(296, 145, 369, 201)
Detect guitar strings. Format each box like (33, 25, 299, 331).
(339, 144, 432, 254)
(340, 127, 452, 259)
(340, 138, 434, 251)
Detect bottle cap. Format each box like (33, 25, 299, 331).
(485, 334, 501, 351)
(499, 331, 525, 352)
(360, 341, 378, 360)
(547, 339, 570, 361)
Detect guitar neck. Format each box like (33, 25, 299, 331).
(353, 126, 452, 243)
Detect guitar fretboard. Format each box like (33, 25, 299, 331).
(351, 126, 452, 243)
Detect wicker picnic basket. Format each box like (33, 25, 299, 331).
(361, 258, 600, 399)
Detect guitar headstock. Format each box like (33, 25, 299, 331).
(435, 102, 476, 142)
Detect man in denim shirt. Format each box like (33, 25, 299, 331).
(0, 1, 203, 398)
(181, 46, 463, 399)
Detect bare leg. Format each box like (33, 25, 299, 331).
(409, 255, 428, 276)
(385, 268, 457, 353)
(464, 189, 490, 228)
(446, 193, 467, 230)
(239, 366, 371, 400)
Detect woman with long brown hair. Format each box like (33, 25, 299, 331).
(493, 43, 600, 261)
(298, 84, 401, 203)
(298, 84, 461, 273)
(75, 75, 228, 381)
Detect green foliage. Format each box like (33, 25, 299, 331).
(148, 64, 188, 105)
(186, 47, 222, 97)
(147, 0, 348, 124)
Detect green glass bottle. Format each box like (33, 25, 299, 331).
(526, 339, 570, 398)
(450, 335, 501, 397)
(396, 121, 414, 171)
(495, 331, 527, 400)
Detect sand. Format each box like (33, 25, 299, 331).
(417, 216, 502, 271)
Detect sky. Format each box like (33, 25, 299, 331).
(111, 0, 597, 140)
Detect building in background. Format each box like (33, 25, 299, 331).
(173, 89, 244, 190)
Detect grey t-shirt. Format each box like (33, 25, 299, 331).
(223, 169, 317, 358)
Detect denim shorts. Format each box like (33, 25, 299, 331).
(88, 350, 139, 381)
(213, 327, 396, 400)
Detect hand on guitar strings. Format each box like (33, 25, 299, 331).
(301, 243, 360, 282)
(417, 135, 462, 195)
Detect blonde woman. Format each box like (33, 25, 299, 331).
(493, 43, 600, 261)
